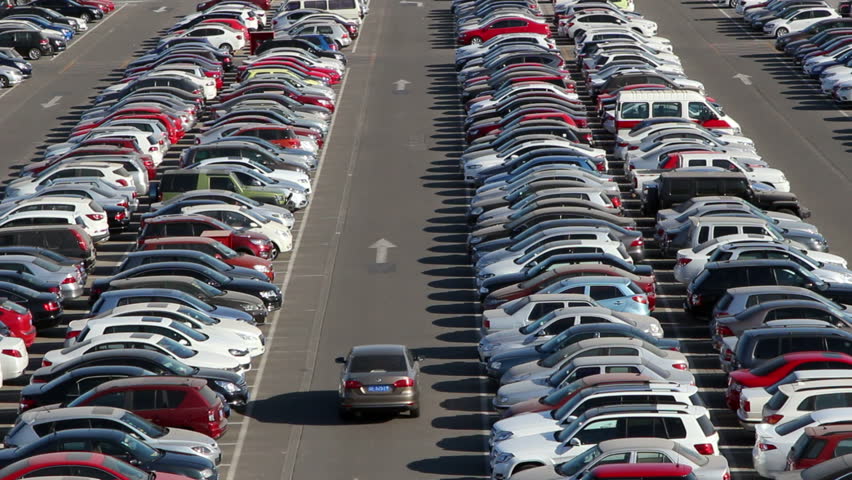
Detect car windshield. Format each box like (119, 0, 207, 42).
(209, 241, 238, 259)
(556, 410, 593, 442)
(349, 354, 407, 373)
(543, 378, 584, 406)
(503, 297, 531, 316)
(192, 279, 224, 298)
(242, 208, 270, 224)
(555, 445, 602, 476)
(692, 237, 722, 254)
(552, 388, 588, 419)
(520, 311, 560, 335)
(161, 356, 197, 376)
(548, 363, 576, 386)
(121, 434, 163, 462)
(156, 337, 196, 359)
(177, 307, 220, 326)
(775, 413, 815, 436)
(104, 454, 149, 480)
(176, 293, 215, 312)
(169, 320, 207, 341)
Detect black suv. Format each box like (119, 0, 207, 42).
(25, 0, 102, 22)
(0, 29, 58, 60)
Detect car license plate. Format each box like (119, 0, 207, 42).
(367, 385, 391, 393)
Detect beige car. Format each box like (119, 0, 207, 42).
(335, 344, 422, 419)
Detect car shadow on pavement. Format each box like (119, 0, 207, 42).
(245, 390, 395, 426)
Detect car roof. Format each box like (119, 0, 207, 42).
(726, 285, 815, 296)
(142, 236, 218, 245)
(350, 344, 407, 356)
(618, 89, 705, 102)
(23, 406, 125, 423)
(127, 249, 207, 258)
(805, 425, 852, 437)
(598, 438, 677, 451)
(570, 355, 644, 367)
(690, 216, 766, 225)
(113, 276, 201, 286)
(591, 464, 692, 478)
(706, 259, 801, 270)
(92, 375, 204, 392)
(557, 276, 633, 286)
(525, 293, 595, 303)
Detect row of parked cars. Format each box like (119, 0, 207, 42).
(0, 1, 352, 479)
(727, 0, 852, 103)
(455, 0, 852, 479)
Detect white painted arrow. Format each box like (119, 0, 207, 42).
(41, 95, 61, 109)
(153, 6, 167, 12)
(393, 79, 411, 92)
(733, 73, 752, 85)
(400, 0, 423, 5)
(370, 238, 396, 264)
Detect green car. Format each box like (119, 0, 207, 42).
(158, 168, 301, 208)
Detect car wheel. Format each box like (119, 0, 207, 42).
(775, 27, 788, 38)
(270, 244, 280, 260)
(334, 39, 343, 49)
(469, 36, 483, 45)
(409, 406, 420, 418)
(574, 29, 585, 39)
(81, 12, 91, 22)
(729, 0, 736, 7)
(27, 48, 41, 60)
(219, 43, 233, 54)
(0, 76, 8, 88)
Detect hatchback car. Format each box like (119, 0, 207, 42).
(335, 344, 422, 419)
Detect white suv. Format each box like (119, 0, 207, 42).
(763, 7, 840, 37)
(490, 404, 718, 480)
(762, 379, 852, 429)
(480, 294, 598, 337)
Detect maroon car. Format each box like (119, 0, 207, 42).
(137, 214, 275, 259)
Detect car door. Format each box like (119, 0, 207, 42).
(129, 389, 164, 423)
(587, 284, 628, 310)
(573, 417, 627, 445)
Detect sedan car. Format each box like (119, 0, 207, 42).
(90, 288, 259, 325)
(0, 452, 193, 480)
(336, 344, 422, 419)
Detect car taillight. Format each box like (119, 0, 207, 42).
(116, 179, 128, 186)
(673, 363, 688, 370)
(722, 470, 731, 480)
(610, 197, 622, 208)
(342, 33, 349, 39)
(71, 229, 88, 251)
(694, 444, 714, 455)
(86, 214, 105, 221)
(236, 35, 242, 40)
(39, 38, 48, 45)
(764, 414, 784, 424)
(117, 200, 129, 208)
(596, 163, 605, 172)
(344, 380, 362, 389)
(61, 276, 76, 285)
(31, 377, 46, 383)
(43, 301, 60, 312)
(717, 325, 734, 337)
(723, 348, 733, 362)
(630, 237, 644, 247)
(149, 146, 158, 152)
(631, 295, 647, 304)
(2, 349, 21, 358)
(742, 400, 751, 412)
(483, 318, 490, 328)
(19, 398, 36, 412)
(618, 141, 629, 147)
(677, 258, 692, 266)
(66, 330, 81, 339)
(48, 286, 60, 294)
(114, 211, 126, 222)
(41, 359, 52, 367)
(193, 89, 201, 95)
(393, 378, 415, 388)
(758, 443, 777, 451)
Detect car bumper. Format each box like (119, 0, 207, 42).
(60, 283, 84, 300)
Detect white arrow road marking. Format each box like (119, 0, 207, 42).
(153, 6, 167, 12)
(393, 79, 411, 92)
(41, 96, 61, 109)
(369, 238, 397, 264)
(400, 1, 423, 5)
(733, 73, 752, 85)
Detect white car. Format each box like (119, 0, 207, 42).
(462, 139, 607, 185)
(468, 84, 580, 114)
(559, 11, 657, 38)
(89, 302, 265, 357)
(490, 383, 699, 445)
(625, 137, 758, 166)
(182, 204, 294, 253)
(490, 404, 717, 480)
(456, 33, 555, 63)
(4, 162, 136, 199)
(178, 10, 258, 30)
(763, 7, 840, 37)
(474, 190, 620, 228)
(759, 379, 852, 442)
(162, 25, 246, 53)
(65, 316, 259, 358)
(0, 210, 109, 243)
(585, 51, 684, 77)
(615, 124, 755, 160)
(478, 306, 664, 360)
(736, 370, 852, 430)
(187, 157, 311, 199)
(575, 28, 670, 53)
(581, 44, 682, 69)
(42, 332, 250, 375)
(0, 336, 27, 380)
(142, 70, 218, 100)
(479, 294, 599, 337)
(0, 195, 110, 236)
(752, 407, 852, 478)
(476, 227, 622, 266)
(46, 129, 164, 166)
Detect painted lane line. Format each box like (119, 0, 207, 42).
(41, 96, 62, 109)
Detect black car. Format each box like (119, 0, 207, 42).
(92, 262, 282, 309)
(0, 29, 55, 60)
(29, 349, 249, 407)
(0, 49, 29, 76)
(19, 365, 156, 411)
(0, 270, 62, 297)
(26, 0, 102, 21)
(0, 246, 84, 272)
(119, 250, 268, 281)
(0, 6, 76, 29)
(0, 281, 61, 327)
(254, 36, 346, 63)
(686, 259, 852, 317)
(0, 429, 216, 479)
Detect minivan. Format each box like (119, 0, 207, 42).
(0, 29, 58, 60)
(727, 327, 852, 371)
(280, 0, 365, 20)
(65, 376, 229, 438)
(158, 168, 293, 208)
(0, 225, 95, 271)
(608, 89, 741, 134)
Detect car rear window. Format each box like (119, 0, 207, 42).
(349, 354, 406, 373)
(697, 415, 716, 436)
(199, 385, 219, 406)
(766, 391, 789, 411)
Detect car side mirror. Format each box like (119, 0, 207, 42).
(129, 459, 142, 466)
(568, 438, 582, 447)
(335, 356, 346, 364)
(416, 355, 425, 362)
(565, 415, 578, 423)
(536, 330, 548, 337)
(250, 223, 259, 228)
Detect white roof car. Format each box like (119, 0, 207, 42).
(474, 189, 620, 227)
(88, 302, 265, 356)
(615, 123, 754, 160)
(4, 162, 134, 198)
(41, 332, 249, 376)
(737, 370, 852, 429)
(490, 404, 717, 480)
(761, 379, 852, 431)
(163, 25, 246, 53)
(479, 294, 599, 337)
(0, 336, 27, 381)
(559, 11, 657, 38)
(575, 29, 671, 53)
(491, 382, 699, 445)
(712, 286, 850, 322)
(752, 407, 852, 478)
(181, 204, 293, 253)
(462, 139, 607, 185)
(476, 228, 620, 267)
(763, 7, 839, 37)
(0, 209, 109, 244)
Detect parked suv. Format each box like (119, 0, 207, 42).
(158, 168, 295, 208)
(0, 225, 95, 271)
(724, 326, 852, 372)
(138, 215, 275, 259)
(786, 425, 852, 471)
(762, 379, 852, 428)
(0, 29, 58, 60)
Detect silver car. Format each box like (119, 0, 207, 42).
(0, 254, 83, 298)
(0, 65, 23, 88)
(5, 406, 221, 464)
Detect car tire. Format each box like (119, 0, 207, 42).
(409, 406, 420, 418)
(334, 39, 343, 50)
(81, 12, 91, 22)
(0, 76, 8, 88)
(729, 0, 736, 7)
(270, 244, 280, 260)
(219, 43, 233, 54)
(27, 48, 41, 60)
(574, 29, 585, 39)
(775, 27, 788, 38)
(469, 36, 483, 45)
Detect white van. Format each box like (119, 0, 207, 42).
(281, 0, 366, 20)
(606, 89, 742, 135)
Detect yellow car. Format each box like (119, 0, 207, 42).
(243, 68, 326, 86)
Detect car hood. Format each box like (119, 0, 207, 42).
(155, 427, 219, 451)
(502, 360, 552, 385)
(210, 291, 266, 309)
(153, 450, 215, 473)
(494, 409, 561, 439)
(495, 378, 552, 407)
(493, 430, 562, 458)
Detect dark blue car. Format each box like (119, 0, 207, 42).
(6, 14, 73, 40)
(0, 49, 29, 76)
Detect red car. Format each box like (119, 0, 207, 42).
(138, 215, 275, 259)
(195, 124, 302, 150)
(0, 452, 190, 480)
(78, 0, 115, 12)
(197, 0, 270, 10)
(457, 16, 551, 45)
(503, 374, 652, 418)
(467, 110, 585, 143)
(0, 300, 34, 347)
(488, 264, 656, 308)
(74, 108, 186, 138)
(786, 425, 852, 470)
(726, 352, 852, 410)
(138, 236, 275, 281)
(73, 112, 184, 143)
(588, 464, 695, 480)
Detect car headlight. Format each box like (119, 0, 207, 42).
(243, 303, 263, 312)
(228, 348, 250, 357)
(214, 380, 241, 392)
(490, 361, 502, 370)
(482, 343, 497, 352)
(200, 468, 214, 478)
(494, 430, 513, 442)
(470, 206, 484, 216)
(467, 164, 482, 170)
(495, 452, 514, 464)
(253, 264, 271, 272)
(649, 324, 661, 333)
(274, 194, 286, 203)
(250, 238, 267, 245)
(260, 289, 278, 299)
(191, 446, 214, 455)
(478, 273, 495, 280)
